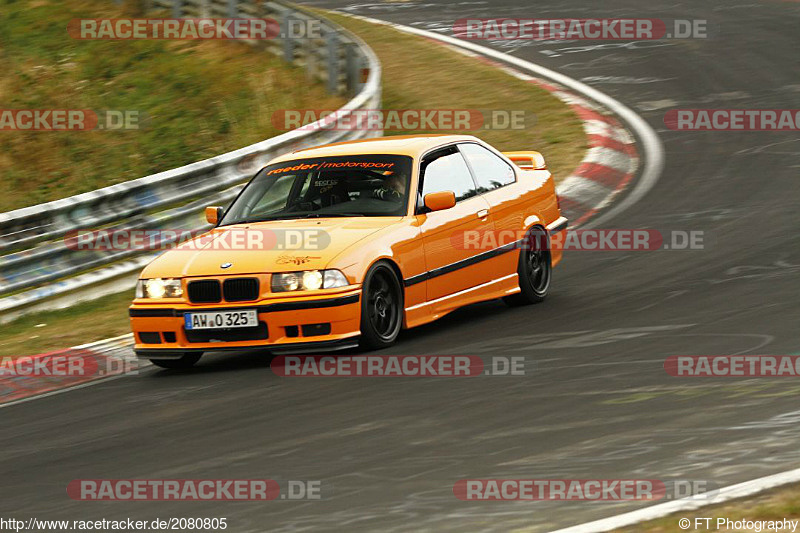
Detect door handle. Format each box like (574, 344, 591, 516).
(477, 209, 489, 219)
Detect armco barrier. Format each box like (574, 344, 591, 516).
(149, 0, 368, 96)
(0, 0, 381, 316)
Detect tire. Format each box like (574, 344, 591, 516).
(359, 262, 404, 350)
(149, 352, 202, 369)
(503, 226, 552, 306)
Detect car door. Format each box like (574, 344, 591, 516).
(458, 142, 523, 274)
(414, 145, 495, 302)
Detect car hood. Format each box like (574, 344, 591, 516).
(140, 217, 402, 278)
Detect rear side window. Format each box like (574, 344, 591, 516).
(420, 148, 477, 202)
(459, 143, 516, 193)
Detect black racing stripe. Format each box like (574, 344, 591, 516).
(403, 273, 428, 287)
(129, 294, 360, 318)
(404, 239, 523, 287)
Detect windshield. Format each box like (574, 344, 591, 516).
(221, 154, 413, 225)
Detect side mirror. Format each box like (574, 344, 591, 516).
(423, 191, 456, 212)
(205, 206, 223, 226)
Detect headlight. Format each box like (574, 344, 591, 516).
(302, 270, 323, 291)
(272, 270, 349, 292)
(136, 278, 183, 299)
(323, 269, 348, 289)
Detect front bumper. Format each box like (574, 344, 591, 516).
(129, 289, 361, 357)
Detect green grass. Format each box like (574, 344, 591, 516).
(0, 289, 134, 357)
(0, 0, 343, 211)
(0, 7, 588, 356)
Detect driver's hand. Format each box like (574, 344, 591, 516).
(373, 187, 401, 201)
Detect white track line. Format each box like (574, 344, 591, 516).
(550, 468, 800, 532)
(0, 374, 133, 410)
(0, 333, 142, 409)
(339, 14, 664, 229)
(2, 17, 795, 531)
(338, 13, 800, 532)
(72, 332, 134, 350)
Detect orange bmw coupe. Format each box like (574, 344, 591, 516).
(130, 134, 567, 368)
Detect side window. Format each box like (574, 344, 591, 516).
(420, 149, 477, 203)
(459, 143, 516, 193)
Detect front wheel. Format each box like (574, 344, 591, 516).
(149, 352, 202, 369)
(360, 262, 403, 350)
(503, 226, 552, 306)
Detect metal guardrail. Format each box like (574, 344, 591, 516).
(0, 0, 382, 315)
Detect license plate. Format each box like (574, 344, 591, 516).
(184, 309, 258, 330)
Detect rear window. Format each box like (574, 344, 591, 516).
(459, 143, 516, 192)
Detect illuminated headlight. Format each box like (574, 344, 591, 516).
(302, 270, 323, 291)
(136, 278, 183, 299)
(272, 270, 349, 292)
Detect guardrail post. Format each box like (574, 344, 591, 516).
(357, 51, 370, 95)
(326, 29, 339, 95)
(0, 0, 382, 316)
(283, 13, 295, 62)
(344, 41, 358, 96)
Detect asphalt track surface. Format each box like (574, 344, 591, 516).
(3, 1, 800, 531)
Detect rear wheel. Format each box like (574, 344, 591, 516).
(149, 352, 202, 369)
(503, 226, 552, 306)
(360, 262, 403, 350)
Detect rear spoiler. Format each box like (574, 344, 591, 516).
(502, 151, 547, 171)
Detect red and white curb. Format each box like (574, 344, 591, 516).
(0, 15, 661, 408)
(308, 13, 800, 533)
(439, 47, 639, 228)
(342, 14, 664, 232)
(557, 100, 638, 227)
(0, 334, 138, 408)
(2, 14, 791, 533)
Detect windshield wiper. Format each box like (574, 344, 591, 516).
(233, 212, 367, 224)
(300, 213, 366, 218)
(237, 214, 296, 224)
(275, 212, 367, 219)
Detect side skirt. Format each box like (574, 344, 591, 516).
(403, 273, 519, 329)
